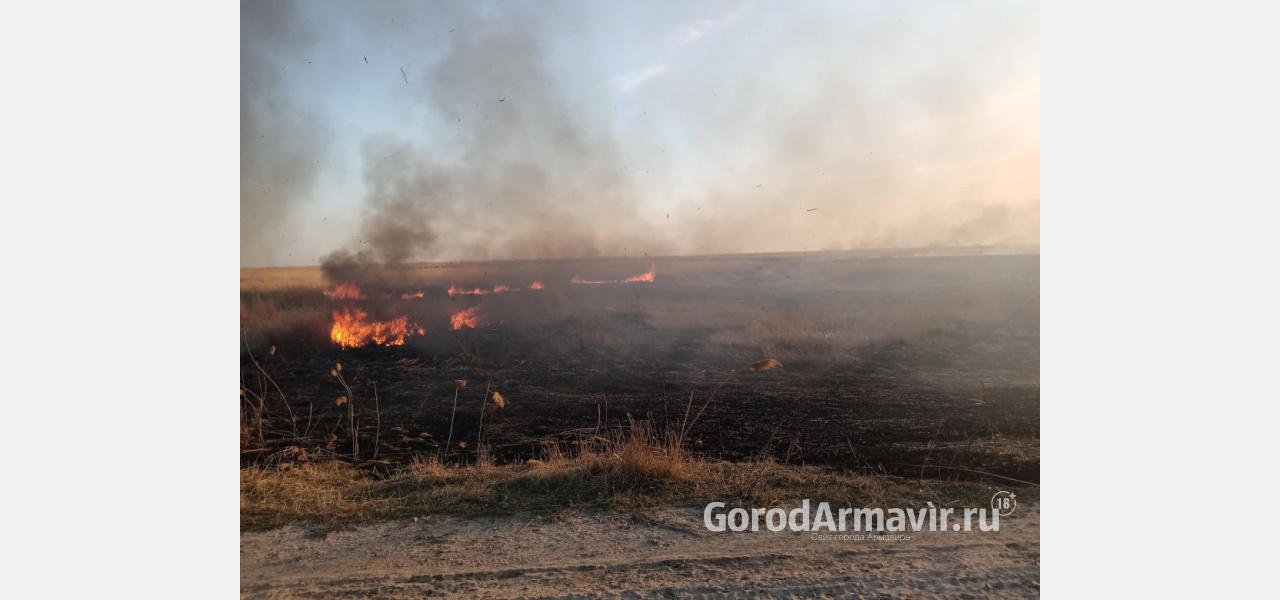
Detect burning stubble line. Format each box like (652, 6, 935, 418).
(330, 308, 424, 349)
(447, 284, 489, 297)
(324, 283, 363, 300)
(570, 264, 656, 285)
(447, 281, 543, 296)
(320, 265, 654, 349)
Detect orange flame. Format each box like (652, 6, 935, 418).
(624, 264, 657, 283)
(401, 291, 425, 300)
(529, 281, 545, 290)
(450, 307, 480, 330)
(325, 283, 363, 300)
(330, 309, 422, 349)
(449, 283, 530, 295)
(571, 264, 656, 285)
(448, 283, 489, 297)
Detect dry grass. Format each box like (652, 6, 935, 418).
(241, 452, 1023, 531)
(242, 411, 1033, 530)
(240, 267, 326, 291)
(239, 292, 324, 333)
(572, 418, 686, 480)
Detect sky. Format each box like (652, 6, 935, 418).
(241, 0, 1039, 268)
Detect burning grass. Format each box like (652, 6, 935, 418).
(241, 253, 1037, 375)
(330, 308, 424, 349)
(240, 251, 1040, 521)
(324, 283, 364, 300)
(571, 263, 656, 285)
(450, 306, 480, 330)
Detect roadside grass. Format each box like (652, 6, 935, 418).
(241, 453, 1031, 531)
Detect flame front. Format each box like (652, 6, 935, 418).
(449, 282, 539, 295)
(325, 283, 363, 300)
(571, 264, 656, 285)
(330, 308, 422, 349)
(448, 283, 489, 297)
(623, 264, 657, 283)
(450, 307, 480, 330)
(401, 291, 425, 300)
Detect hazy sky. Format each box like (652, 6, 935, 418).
(242, 0, 1039, 267)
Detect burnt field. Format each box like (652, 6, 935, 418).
(240, 249, 1039, 483)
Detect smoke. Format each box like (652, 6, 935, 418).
(308, 3, 669, 281)
(656, 2, 1041, 254)
(241, 0, 330, 267)
(243, 1, 1038, 271)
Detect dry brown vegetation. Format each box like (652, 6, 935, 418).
(242, 432, 1028, 531)
(241, 266, 326, 291)
(242, 410, 1033, 530)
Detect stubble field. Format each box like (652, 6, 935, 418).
(240, 248, 1039, 486)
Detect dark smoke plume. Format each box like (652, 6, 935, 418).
(320, 5, 668, 281)
(240, 2, 1039, 272)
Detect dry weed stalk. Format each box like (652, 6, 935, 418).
(474, 379, 493, 458)
(241, 334, 298, 443)
(332, 363, 358, 462)
(445, 379, 465, 456)
(372, 382, 381, 460)
(679, 358, 782, 446)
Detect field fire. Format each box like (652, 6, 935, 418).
(329, 309, 423, 349)
(571, 264, 657, 285)
(236, 1, 1045, 593)
(324, 283, 363, 300)
(241, 249, 1039, 484)
(448, 281, 546, 296)
(450, 306, 480, 330)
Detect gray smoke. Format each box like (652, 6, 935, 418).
(241, 1, 1038, 271)
(315, 3, 668, 280)
(241, 0, 330, 267)
(660, 2, 1041, 253)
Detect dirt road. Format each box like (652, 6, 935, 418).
(242, 505, 1039, 598)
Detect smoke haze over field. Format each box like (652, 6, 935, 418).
(241, 0, 1039, 268)
(241, 0, 331, 265)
